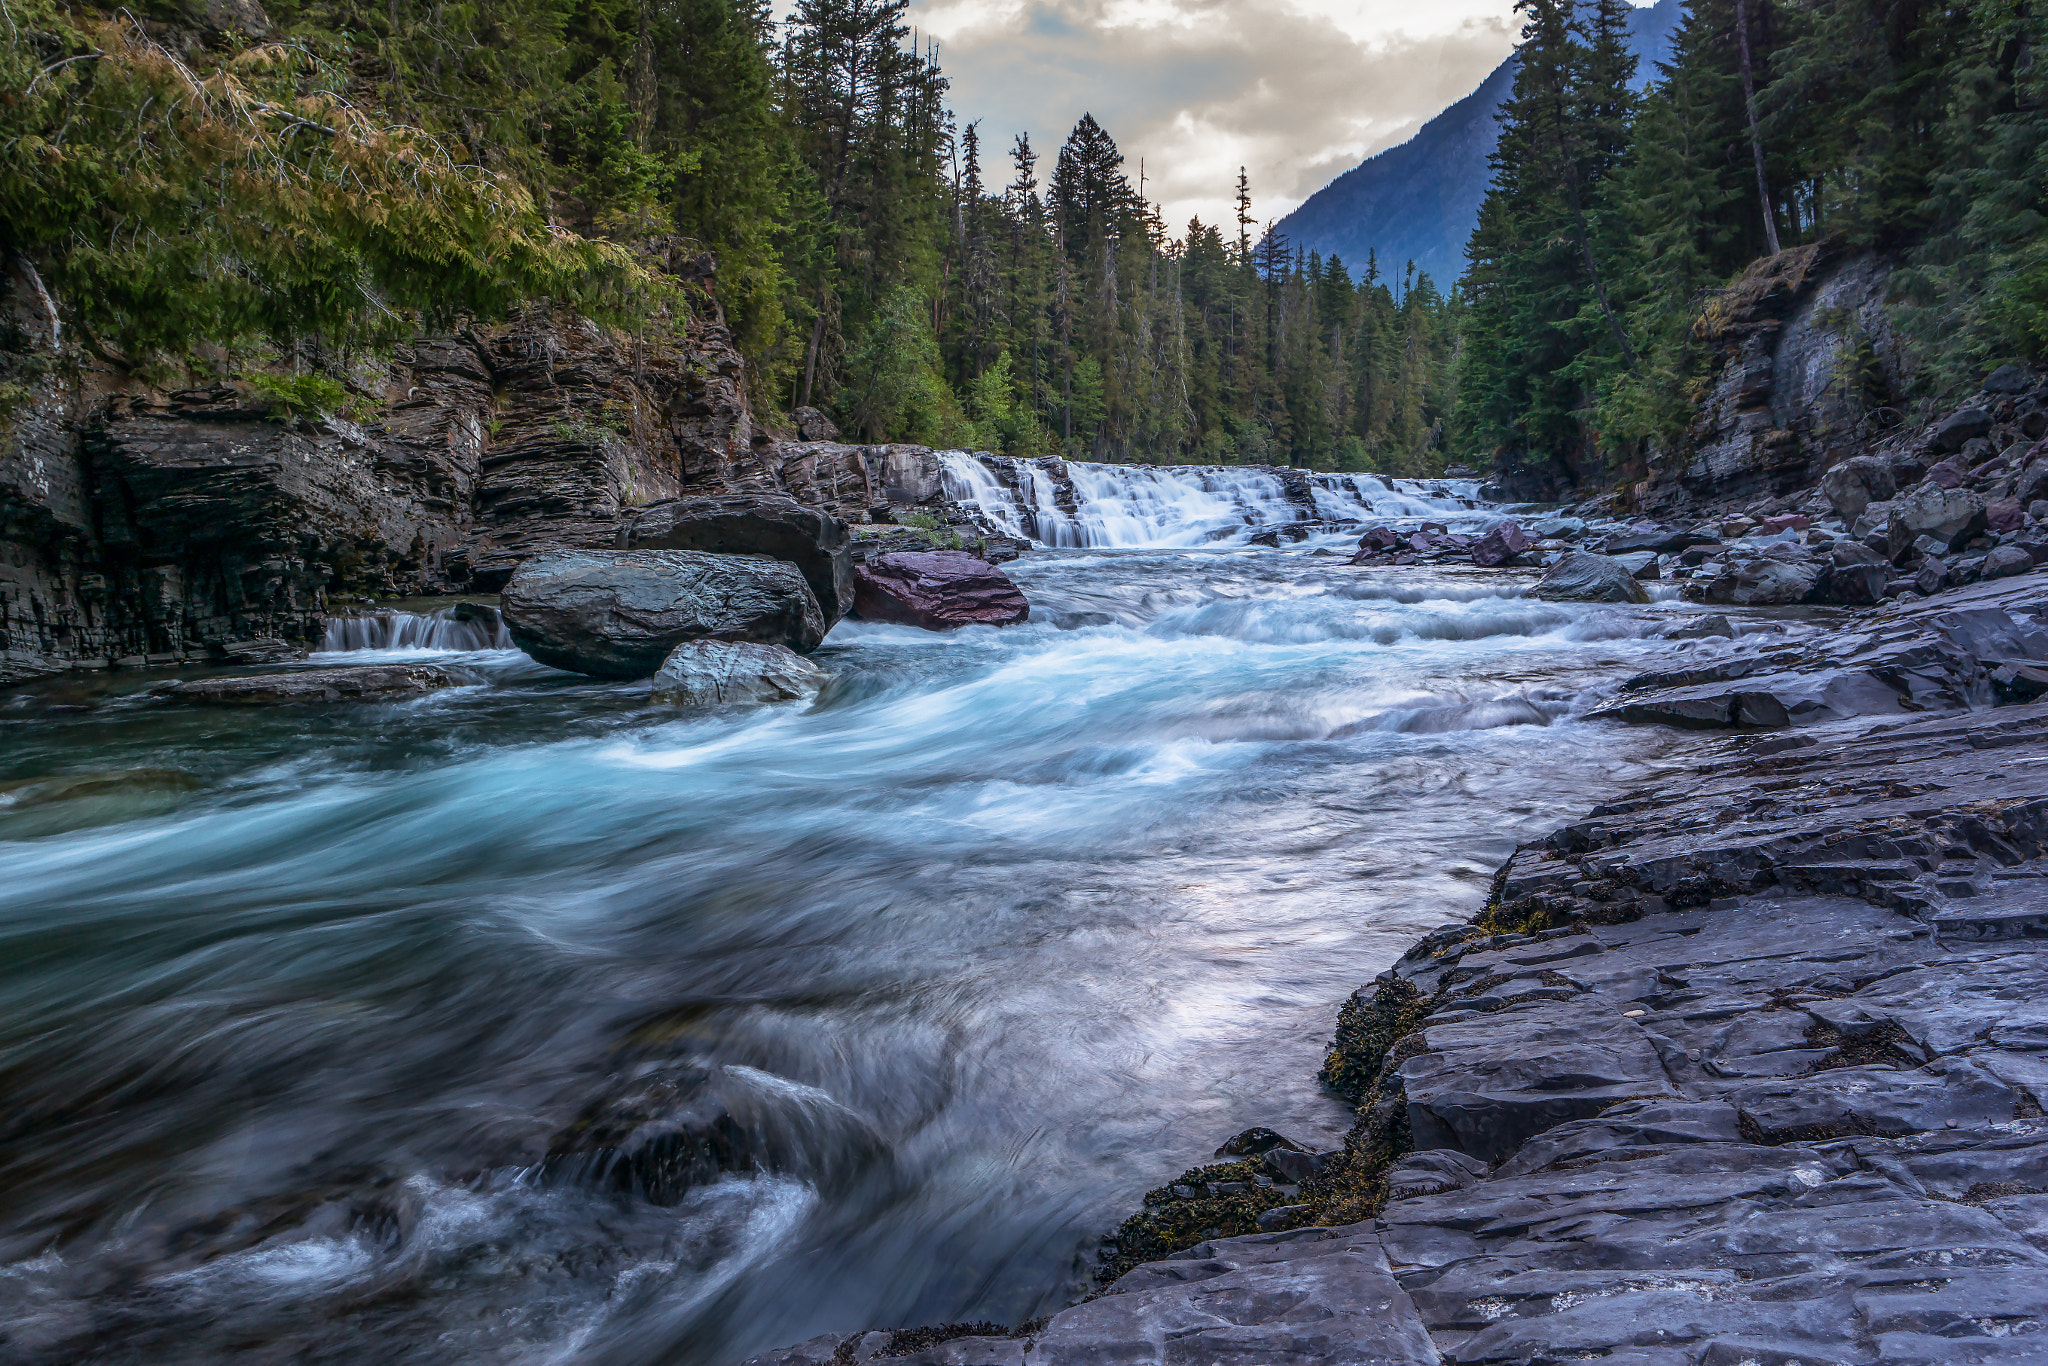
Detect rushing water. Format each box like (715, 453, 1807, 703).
(935, 453, 1484, 548)
(0, 518, 1781, 1365)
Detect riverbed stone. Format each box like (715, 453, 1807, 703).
(649, 639, 828, 708)
(502, 548, 825, 676)
(852, 550, 1030, 629)
(1469, 520, 1529, 567)
(1531, 550, 1650, 603)
(616, 494, 855, 624)
(153, 663, 478, 702)
(739, 1224, 1443, 1365)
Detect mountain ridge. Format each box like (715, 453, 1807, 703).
(1276, 0, 1685, 287)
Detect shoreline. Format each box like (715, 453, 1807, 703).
(748, 575, 2048, 1365)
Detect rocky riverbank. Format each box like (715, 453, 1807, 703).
(743, 572, 2048, 1363)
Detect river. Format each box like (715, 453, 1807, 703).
(0, 475, 1726, 1364)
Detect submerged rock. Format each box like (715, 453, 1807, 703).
(502, 549, 825, 677)
(154, 664, 476, 703)
(852, 550, 1030, 630)
(650, 640, 828, 708)
(0, 769, 201, 807)
(617, 495, 855, 624)
(1530, 550, 1650, 604)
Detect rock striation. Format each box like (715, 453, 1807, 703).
(501, 549, 824, 677)
(747, 595, 2048, 1365)
(150, 663, 477, 703)
(1602, 577, 2048, 730)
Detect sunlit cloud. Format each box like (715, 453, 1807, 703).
(903, 0, 1526, 236)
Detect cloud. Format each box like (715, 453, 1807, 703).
(904, 0, 1522, 236)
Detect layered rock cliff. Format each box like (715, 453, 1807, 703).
(0, 255, 958, 685)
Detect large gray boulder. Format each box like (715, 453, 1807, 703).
(617, 495, 855, 623)
(503, 549, 824, 677)
(1820, 454, 1898, 520)
(1860, 484, 1990, 555)
(1531, 551, 1650, 604)
(1694, 553, 1826, 606)
(1930, 406, 1993, 453)
(650, 640, 829, 708)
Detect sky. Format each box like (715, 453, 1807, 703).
(895, 0, 1541, 237)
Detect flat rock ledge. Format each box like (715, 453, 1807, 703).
(151, 663, 478, 703)
(749, 694, 2048, 1365)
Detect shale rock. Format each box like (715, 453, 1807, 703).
(154, 664, 476, 703)
(1531, 550, 1651, 603)
(1606, 577, 2048, 730)
(852, 551, 1030, 630)
(503, 549, 825, 677)
(1600, 525, 1720, 555)
(617, 495, 854, 623)
(650, 640, 828, 708)
(742, 1224, 1440, 1366)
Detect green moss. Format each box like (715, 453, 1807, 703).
(244, 372, 350, 419)
(1095, 1158, 1294, 1285)
(1320, 977, 1425, 1101)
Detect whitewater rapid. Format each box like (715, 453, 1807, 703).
(936, 453, 1488, 548)
(0, 535, 1771, 1365)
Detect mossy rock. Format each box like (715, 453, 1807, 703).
(1095, 1158, 1294, 1284)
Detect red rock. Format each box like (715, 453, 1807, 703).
(852, 550, 1030, 630)
(1760, 513, 1811, 534)
(1987, 498, 2025, 534)
(1471, 520, 1531, 568)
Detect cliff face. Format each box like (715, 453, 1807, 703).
(1635, 246, 1916, 517)
(0, 257, 904, 684)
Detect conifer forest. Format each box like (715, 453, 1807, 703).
(4, 0, 2045, 480)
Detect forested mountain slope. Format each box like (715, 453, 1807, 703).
(1276, 0, 1683, 287)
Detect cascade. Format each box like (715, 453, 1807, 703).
(935, 451, 1487, 550)
(320, 605, 513, 653)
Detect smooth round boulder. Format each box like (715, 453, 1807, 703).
(1531, 550, 1650, 604)
(618, 495, 855, 624)
(651, 640, 830, 708)
(852, 550, 1031, 630)
(503, 550, 825, 678)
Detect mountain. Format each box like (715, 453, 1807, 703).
(1276, 0, 1686, 288)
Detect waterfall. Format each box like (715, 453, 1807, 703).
(320, 605, 513, 653)
(934, 452, 1487, 550)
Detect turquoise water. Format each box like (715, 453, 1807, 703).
(0, 544, 1703, 1364)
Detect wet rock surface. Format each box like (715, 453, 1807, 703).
(617, 494, 854, 624)
(852, 550, 1031, 630)
(151, 663, 478, 703)
(501, 548, 825, 676)
(751, 643, 2048, 1365)
(1531, 550, 1650, 603)
(649, 639, 829, 708)
(1600, 576, 2048, 731)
